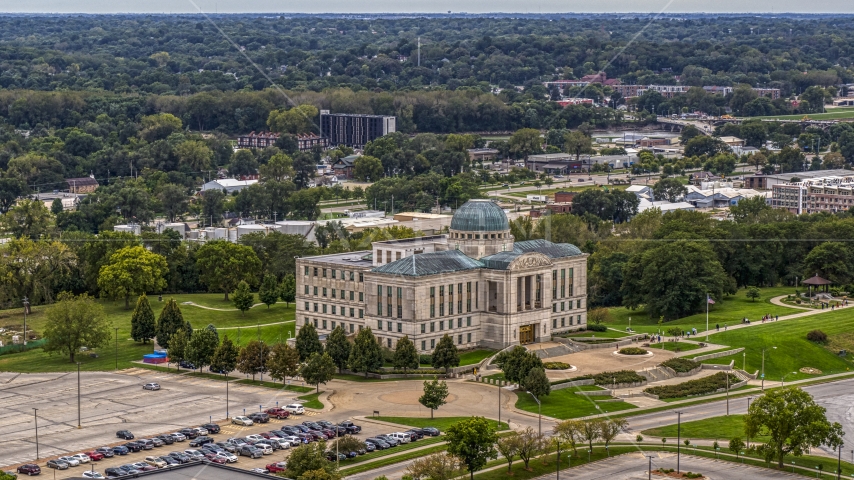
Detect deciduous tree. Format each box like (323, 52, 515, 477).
(210, 334, 239, 375)
(258, 274, 280, 309)
(496, 434, 521, 473)
(281, 273, 296, 307)
(196, 240, 261, 300)
(406, 452, 463, 480)
(301, 352, 337, 393)
(98, 246, 168, 308)
(43, 292, 111, 363)
(325, 326, 351, 373)
(185, 327, 219, 370)
(267, 342, 300, 384)
(522, 367, 551, 399)
(419, 378, 450, 419)
(296, 322, 324, 361)
(393, 335, 419, 373)
(431, 334, 459, 373)
(445, 416, 498, 480)
(168, 329, 189, 369)
(553, 419, 582, 457)
(236, 340, 271, 381)
(348, 327, 383, 376)
(599, 419, 627, 449)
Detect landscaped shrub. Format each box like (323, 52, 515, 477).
(586, 323, 607, 332)
(660, 358, 701, 373)
(644, 372, 739, 399)
(807, 330, 828, 344)
(618, 347, 648, 355)
(685, 472, 703, 479)
(543, 361, 571, 370)
(418, 354, 433, 365)
(591, 370, 645, 386)
(667, 327, 683, 337)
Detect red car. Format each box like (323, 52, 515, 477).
(265, 407, 290, 419)
(84, 451, 105, 461)
(17, 464, 41, 475)
(205, 453, 227, 464)
(266, 461, 287, 473)
(258, 431, 273, 439)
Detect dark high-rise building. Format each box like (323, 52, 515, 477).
(319, 111, 396, 149)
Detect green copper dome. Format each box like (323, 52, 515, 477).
(450, 199, 509, 232)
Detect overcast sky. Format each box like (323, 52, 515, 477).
(6, 0, 854, 14)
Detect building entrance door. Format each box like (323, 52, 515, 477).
(519, 325, 535, 345)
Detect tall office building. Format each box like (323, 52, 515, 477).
(319, 110, 396, 149)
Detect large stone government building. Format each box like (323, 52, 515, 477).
(295, 200, 588, 352)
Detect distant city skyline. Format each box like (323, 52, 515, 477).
(6, 0, 853, 14)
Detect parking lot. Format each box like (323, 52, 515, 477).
(0, 369, 428, 478)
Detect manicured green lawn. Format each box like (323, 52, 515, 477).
(375, 416, 508, 431)
(604, 286, 801, 334)
(340, 444, 448, 475)
(641, 414, 770, 442)
(515, 387, 636, 419)
(298, 392, 324, 409)
(0, 293, 295, 373)
(562, 329, 629, 339)
(700, 309, 854, 381)
(459, 349, 496, 366)
(754, 107, 854, 121)
(654, 342, 703, 352)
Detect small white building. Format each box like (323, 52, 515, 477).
(201, 178, 258, 193)
(114, 224, 142, 235)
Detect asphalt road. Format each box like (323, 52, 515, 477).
(625, 378, 854, 455)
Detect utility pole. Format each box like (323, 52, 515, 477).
(676, 411, 682, 473)
(417, 37, 421, 67)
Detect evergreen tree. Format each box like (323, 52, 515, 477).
(168, 329, 189, 370)
(205, 324, 219, 343)
(232, 280, 254, 315)
(295, 322, 323, 361)
(522, 367, 551, 398)
(393, 335, 419, 373)
(325, 326, 351, 373)
(419, 378, 450, 418)
(130, 294, 156, 344)
(281, 273, 296, 307)
(267, 342, 300, 384)
(300, 352, 337, 393)
(210, 334, 239, 375)
(185, 327, 219, 370)
(156, 298, 184, 349)
(348, 327, 383, 377)
(236, 340, 271, 381)
(259, 274, 280, 309)
(432, 334, 460, 373)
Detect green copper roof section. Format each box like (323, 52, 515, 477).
(371, 249, 485, 277)
(449, 199, 509, 232)
(480, 251, 523, 270)
(513, 239, 583, 258)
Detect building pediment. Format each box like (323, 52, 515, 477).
(509, 252, 552, 270)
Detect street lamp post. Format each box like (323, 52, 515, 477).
(676, 411, 683, 473)
(77, 362, 82, 429)
(114, 327, 119, 371)
(526, 391, 541, 436)
(746, 396, 754, 448)
(22, 297, 30, 350)
(837, 443, 843, 480)
(647, 455, 654, 480)
(782, 371, 797, 387)
(726, 372, 729, 416)
(225, 372, 229, 419)
(33, 408, 39, 459)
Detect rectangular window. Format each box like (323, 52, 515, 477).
(430, 287, 436, 318)
(397, 322, 402, 333)
(467, 333, 472, 343)
(350, 323, 354, 333)
(313, 303, 318, 312)
(552, 269, 557, 298)
(561, 302, 565, 312)
(351, 291, 355, 301)
(397, 287, 402, 299)
(397, 304, 402, 319)
(359, 273, 363, 282)
(439, 286, 445, 316)
(467, 317, 472, 327)
(377, 320, 383, 330)
(578, 314, 582, 324)
(304, 285, 309, 295)
(350, 308, 355, 318)
(421, 324, 426, 334)
(322, 288, 327, 297)
(322, 304, 327, 313)
(378, 302, 383, 316)
(552, 304, 557, 313)
(305, 317, 310, 325)
(313, 286, 318, 296)
(387, 286, 392, 298)
(458, 318, 462, 328)
(340, 290, 345, 299)
(387, 338, 392, 348)
(430, 322, 435, 333)
(332, 288, 336, 298)
(476, 282, 479, 309)
(430, 304, 435, 318)
(577, 299, 582, 309)
(448, 319, 453, 330)
(332, 306, 336, 315)
(322, 268, 327, 278)
(322, 319, 327, 329)
(359, 309, 364, 318)
(313, 267, 318, 277)
(561, 317, 566, 327)
(449, 302, 454, 316)
(387, 303, 392, 317)
(304, 266, 309, 276)
(448, 284, 454, 315)
(553, 318, 557, 329)
(439, 321, 444, 331)
(387, 321, 392, 332)
(350, 271, 355, 281)
(440, 303, 444, 316)
(332, 270, 336, 279)
(568, 268, 574, 296)
(466, 282, 472, 313)
(313, 319, 318, 327)
(421, 341, 426, 351)
(431, 339, 436, 349)
(341, 307, 346, 317)
(378, 284, 383, 296)
(304, 302, 309, 311)
(458, 334, 463, 345)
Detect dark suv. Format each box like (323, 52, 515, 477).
(179, 428, 199, 439)
(105, 467, 125, 478)
(202, 423, 221, 434)
(238, 445, 263, 459)
(189, 435, 214, 447)
(248, 412, 270, 423)
(116, 429, 134, 440)
(157, 434, 175, 445)
(338, 421, 361, 434)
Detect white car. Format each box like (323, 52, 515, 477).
(58, 456, 80, 467)
(71, 453, 92, 463)
(283, 404, 305, 415)
(232, 416, 253, 426)
(215, 452, 238, 463)
(184, 449, 206, 460)
(389, 432, 411, 444)
(254, 443, 273, 455)
(282, 435, 302, 447)
(142, 383, 161, 390)
(170, 432, 187, 442)
(81, 472, 105, 479)
(245, 434, 266, 443)
(192, 427, 208, 436)
(270, 438, 292, 449)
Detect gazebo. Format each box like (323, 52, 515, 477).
(802, 274, 833, 297)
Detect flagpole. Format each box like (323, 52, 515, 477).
(706, 293, 709, 342)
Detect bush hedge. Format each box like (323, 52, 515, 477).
(543, 361, 571, 370)
(660, 358, 701, 373)
(592, 370, 645, 386)
(587, 324, 608, 332)
(806, 330, 828, 344)
(618, 347, 648, 355)
(644, 372, 739, 399)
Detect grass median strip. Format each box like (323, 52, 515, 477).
(373, 416, 508, 431)
(298, 392, 324, 409)
(340, 444, 448, 475)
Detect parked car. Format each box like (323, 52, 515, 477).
(17, 464, 40, 476)
(117, 465, 141, 475)
(201, 423, 221, 434)
(169, 432, 186, 442)
(167, 452, 191, 463)
(144, 456, 166, 468)
(338, 421, 361, 434)
(158, 456, 180, 466)
(248, 412, 270, 424)
(231, 416, 253, 426)
(389, 432, 411, 444)
(142, 383, 161, 390)
(149, 437, 164, 447)
(156, 434, 175, 445)
(58, 456, 81, 467)
(406, 429, 424, 440)
(265, 407, 290, 419)
(245, 434, 266, 443)
(325, 452, 347, 462)
(364, 438, 390, 450)
(254, 443, 274, 455)
(237, 445, 263, 459)
(422, 427, 441, 436)
(281, 435, 303, 447)
(104, 467, 124, 478)
(189, 436, 214, 447)
(364, 442, 376, 453)
(116, 430, 134, 440)
(94, 447, 115, 458)
(111, 446, 130, 456)
(215, 442, 237, 453)
(81, 472, 105, 479)
(130, 462, 156, 472)
(136, 439, 155, 450)
(226, 437, 248, 447)
(183, 449, 206, 460)
(205, 453, 227, 464)
(84, 451, 105, 461)
(178, 360, 196, 370)
(214, 451, 238, 463)
(269, 437, 292, 449)
(47, 460, 69, 470)
(284, 404, 305, 415)
(376, 434, 399, 446)
(266, 462, 287, 473)
(122, 442, 142, 453)
(178, 428, 199, 439)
